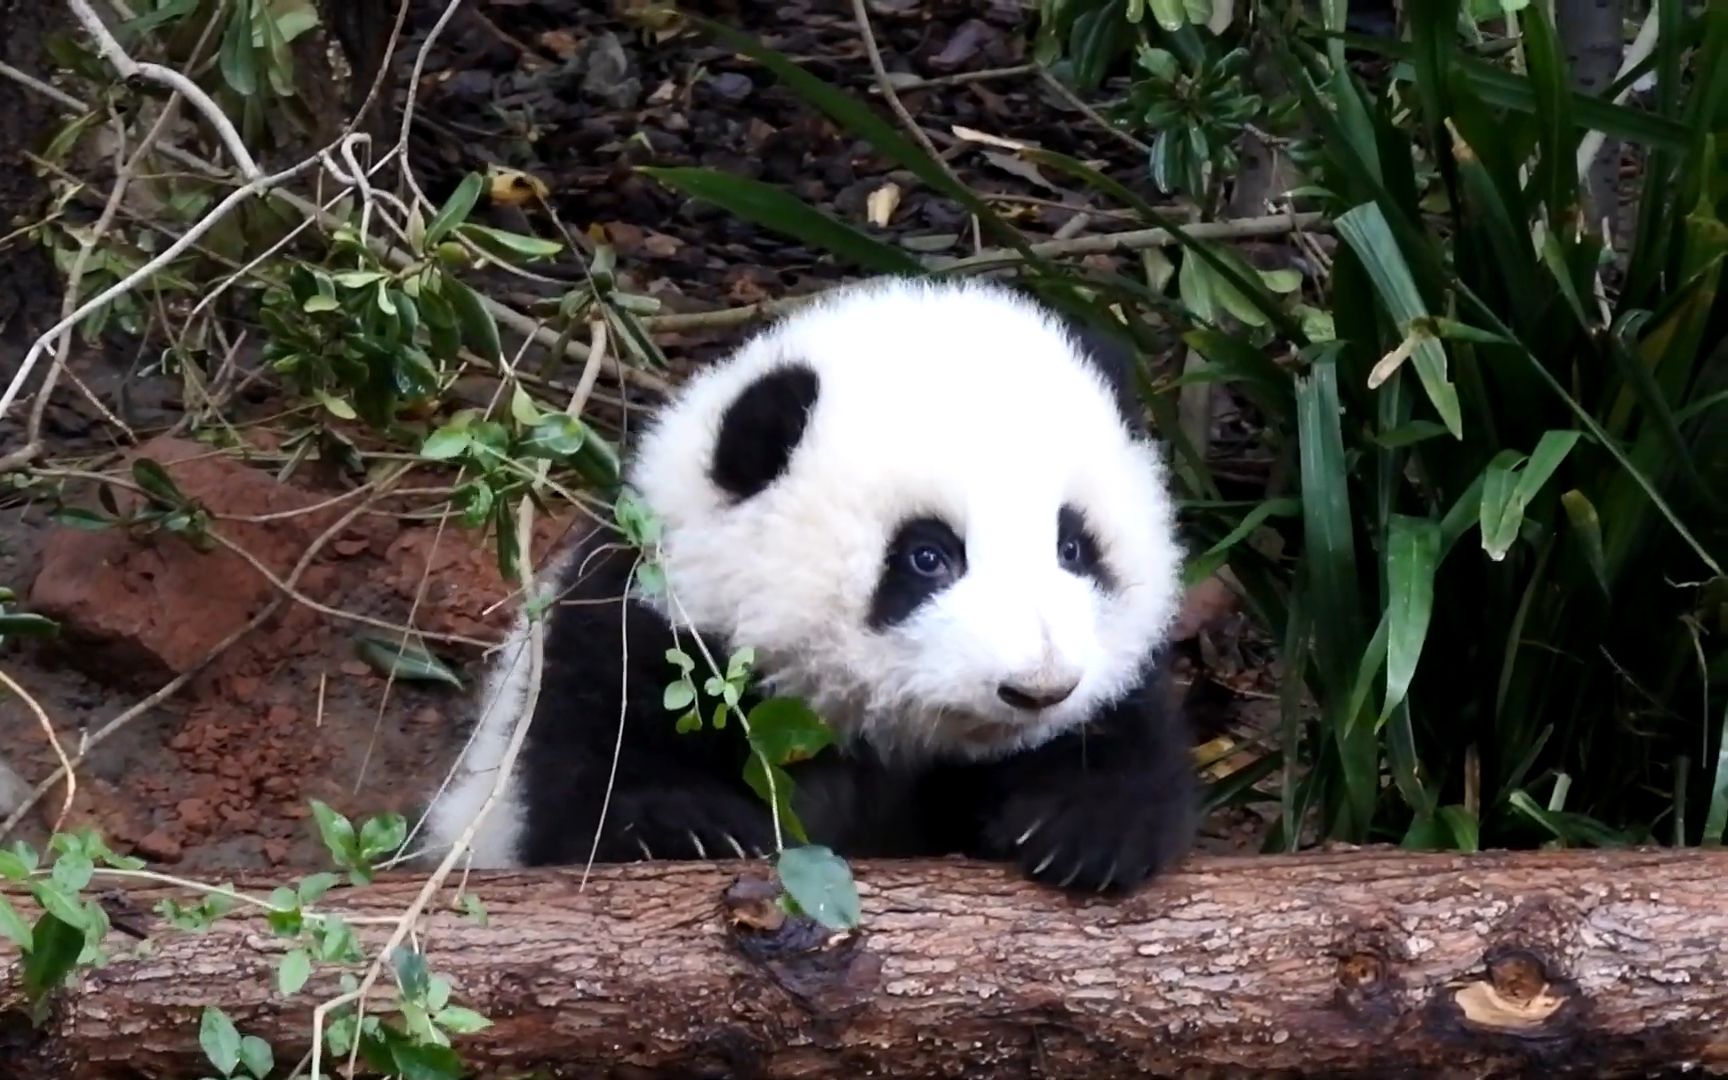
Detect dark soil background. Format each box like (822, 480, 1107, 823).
(0, 0, 1281, 876)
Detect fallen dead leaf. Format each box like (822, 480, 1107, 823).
(866, 182, 902, 227)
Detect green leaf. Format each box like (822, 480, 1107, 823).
(0, 848, 30, 881)
(456, 223, 564, 261)
(297, 871, 340, 904)
(742, 755, 808, 845)
(354, 634, 464, 688)
(1478, 431, 1583, 561)
(424, 173, 485, 249)
(50, 851, 92, 892)
(433, 1005, 492, 1035)
(1294, 354, 1365, 697)
(278, 947, 312, 996)
(518, 413, 589, 461)
(22, 910, 84, 1001)
(1183, 498, 1301, 586)
(746, 698, 834, 766)
(1334, 202, 1463, 439)
(393, 944, 431, 998)
(663, 679, 695, 712)
(200, 1006, 242, 1076)
(0, 895, 32, 951)
(1559, 489, 1609, 593)
(0, 612, 59, 639)
(445, 278, 502, 364)
(29, 880, 87, 929)
(53, 507, 115, 532)
(238, 1035, 274, 1080)
(358, 813, 408, 862)
(387, 1039, 466, 1080)
(1380, 515, 1441, 725)
(639, 167, 924, 276)
(308, 800, 358, 867)
(218, 1, 257, 96)
(775, 845, 861, 931)
(131, 458, 187, 506)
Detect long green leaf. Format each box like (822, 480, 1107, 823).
(1294, 353, 1365, 698)
(687, 15, 1032, 256)
(1335, 202, 1463, 438)
(1380, 514, 1441, 725)
(638, 168, 924, 276)
(1018, 146, 1307, 342)
(1324, 31, 1691, 151)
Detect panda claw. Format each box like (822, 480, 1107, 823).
(688, 830, 708, 859)
(722, 832, 747, 860)
(1031, 849, 1057, 876)
(1057, 861, 1084, 889)
(634, 835, 654, 859)
(1095, 860, 1120, 893)
(1014, 817, 1046, 847)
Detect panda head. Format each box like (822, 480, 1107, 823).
(627, 277, 1184, 763)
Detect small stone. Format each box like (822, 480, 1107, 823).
(135, 828, 184, 863)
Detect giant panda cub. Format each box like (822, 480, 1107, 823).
(422, 276, 1195, 894)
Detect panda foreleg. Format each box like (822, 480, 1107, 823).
(531, 759, 782, 865)
(961, 683, 1197, 894)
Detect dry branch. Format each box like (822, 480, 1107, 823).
(4, 849, 1728, 1078)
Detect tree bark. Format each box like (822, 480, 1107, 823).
(3, 850, 1728, 1079)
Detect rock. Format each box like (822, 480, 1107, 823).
(134, 827, 184, 863)
(28, 436, 348, 686)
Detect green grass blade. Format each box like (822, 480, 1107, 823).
(1334, 202, 1464, 438)
(687, 15, 1033, 255)
(637, 167, 924, 276)
(1707, 697, 1728, 844)
(1018, 147, 1307, 341)
(1454, 282, 1724, 577)
(1517, 3, 1580, 230)
(1380, 514, 1441, 725)
(1295, 355, 1366, 696)
(1183, 498, 1301, 587)
(1320, 31, 1691, 151)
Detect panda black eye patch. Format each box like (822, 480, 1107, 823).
(710, 362, 821, 501)
(1057, 504, 1114, 590)
(868, 516, 966, 630)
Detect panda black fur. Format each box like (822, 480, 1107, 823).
(422, 276, 1196, 894)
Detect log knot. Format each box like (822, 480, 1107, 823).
(1444, 947, 1578, 1040)
(722, 873, 882, 1019)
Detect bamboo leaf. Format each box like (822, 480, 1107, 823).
(639, 168, 923, 275)
(1381, 515, 1441, 724)
(1334, 203, 1464, 438)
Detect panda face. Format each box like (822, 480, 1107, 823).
(626, 277, 1183, 764)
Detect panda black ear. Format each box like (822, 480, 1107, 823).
(710, 362, 821, 500)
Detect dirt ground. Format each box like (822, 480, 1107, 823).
(0, 0, 1282, 878)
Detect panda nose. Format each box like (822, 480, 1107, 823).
(997, 678, 1079, 711)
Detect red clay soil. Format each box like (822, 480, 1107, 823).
(2, 432, 574, 874)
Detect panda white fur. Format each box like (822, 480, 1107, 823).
(421, 275, 1195, 893)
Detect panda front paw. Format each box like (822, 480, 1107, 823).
(984, 774, 1194, 894)
(597, 786, 779, 863)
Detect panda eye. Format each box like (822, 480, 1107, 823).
(1058, 536, 1084, 567)
(908, 544, 949, 577)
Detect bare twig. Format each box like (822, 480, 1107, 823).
(849, 0, 969, 193)
(64, 0, 261, 180)
(0, 667, 75, 834)
(1035, 68, 1150, 155)
(929, 210, 1327, 271)
(886, 64, 1036, 91)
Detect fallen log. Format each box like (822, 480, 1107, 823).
(3, 849, 1728, 1079)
